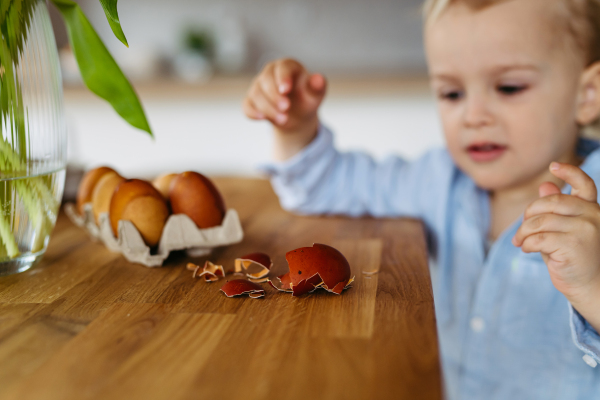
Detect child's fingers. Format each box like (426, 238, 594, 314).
(308, 73, 327, 94)
(524, 193, 587, 219)
(539, 181, 561, 198)
(242, 98, 265, 120)
(249, 84, 288, 125)
(512, 213, 577, 246)
(303, 73, 328, 107)
(273, 59, 305, 95)
(259, 64, 290, 112)
(550, 162, 598, 202)
(520, 231, 564, 255)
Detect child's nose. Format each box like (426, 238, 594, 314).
(463, 96, 494, 129)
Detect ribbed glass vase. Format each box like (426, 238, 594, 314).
(0, 0, 67, 276)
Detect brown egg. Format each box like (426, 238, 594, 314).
(76, 166, 116, 214)
(169, 171, 225, 229)
(109, 179, 169, 246)
(234, 252, 272, 280)
(120, 196, 170, 246)
(152, 173, 178, 200)
(91, 171, 126, 223)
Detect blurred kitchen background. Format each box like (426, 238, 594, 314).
(50, 0, 444, 195)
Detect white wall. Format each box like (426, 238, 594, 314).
(64, 79, 445, 179)
(77, 0, 427, 75)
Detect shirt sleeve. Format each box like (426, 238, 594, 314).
(570, 305, 600, 366)
(259, 124, 455, 219)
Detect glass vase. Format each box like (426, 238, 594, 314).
(0, 0, 67, 276)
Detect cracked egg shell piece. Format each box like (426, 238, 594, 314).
(203, 260, 225, 277)
(271, 273, 353, 296)
(268, 279, 292, 293)
(197, 271, 219, 282)
(221, 279, 265, 298)
(249, 276, 269, 283)
(286, 243, 352, 291)
(270, 244, 354, 296)
(197, 260, 225, 282)
(270, 272, 323, 296)
(187, 263, 198, 271)
(234, 252, 272, 279)
(188, 261, 225, 282)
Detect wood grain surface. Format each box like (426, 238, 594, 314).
(0, 178, 441, 400)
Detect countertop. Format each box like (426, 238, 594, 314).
(0, 177, 441, 400)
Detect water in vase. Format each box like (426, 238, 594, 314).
(0, 166, 66, 276)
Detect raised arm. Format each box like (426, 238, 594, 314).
(244, 58, 454, 219)
(262, 125, 454, 219)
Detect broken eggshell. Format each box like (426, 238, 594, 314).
(221, 279, 265, 299)
(269, 243, 354, 297)
(234, 252, 272, 280)
(188, 261, 225, 282)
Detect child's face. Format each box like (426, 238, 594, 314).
(425, 0, 586, 190)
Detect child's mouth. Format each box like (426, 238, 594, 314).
(466, 142, 507, 162)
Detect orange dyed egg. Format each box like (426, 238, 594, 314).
(76, 166, 116, 214)
(152, 173, 178, 200)
(91, 171, 125, 224)
(109, 179, 169, 246)
(169, 171, 225, 229)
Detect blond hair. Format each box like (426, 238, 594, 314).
(422, 0, 600, 136)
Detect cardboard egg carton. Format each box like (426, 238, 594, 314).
(64, 203, 244, 267)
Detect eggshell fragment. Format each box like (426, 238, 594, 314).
(234, 252, 272, 280)
(92, 172, 126, 224)
(187, 263, 198, 271)
(188, 261, 225, 282)
(269, 243, 354, 297)
(221, 279, 265, 298)
(169, 171, 226, 229)
(77, 166, 116, 215)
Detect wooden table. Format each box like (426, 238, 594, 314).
(0, 178, 441, 400)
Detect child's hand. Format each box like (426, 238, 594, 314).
(243, 59, 327, 160)
(512, 162, 600, 331)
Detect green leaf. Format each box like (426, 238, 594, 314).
(50, 0, 152, 136)
(1, 0, 37, 70)
(98, 0, 128, 47)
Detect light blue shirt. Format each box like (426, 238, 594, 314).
(261, 125, 600, 400)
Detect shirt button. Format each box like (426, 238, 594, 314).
(583, 354, 598, 368)
(470, 317, 485, 333)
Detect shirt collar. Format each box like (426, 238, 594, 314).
(577, 137, 600, 159)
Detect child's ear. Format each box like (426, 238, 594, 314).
(577, 62, 600, 125)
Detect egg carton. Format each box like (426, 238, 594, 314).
(64, 203, 244, 267)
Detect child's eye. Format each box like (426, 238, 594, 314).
(497, 85, 527, 95)
(439, 90, 464, 101)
